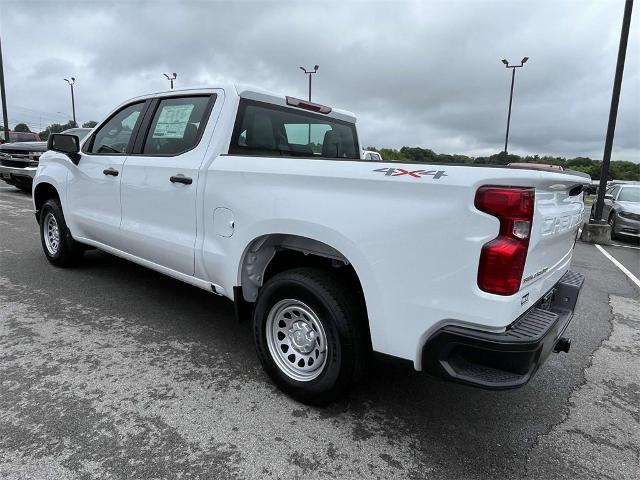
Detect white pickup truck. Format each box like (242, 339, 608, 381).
(33, 85, 586, 404)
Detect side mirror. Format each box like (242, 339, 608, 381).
(604, 194, 614, 201)
(48, 133, 81, 164)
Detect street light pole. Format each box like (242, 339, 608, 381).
(164, 72, 177, 90)
(299, 65, 319, 144)
(64, 77, 76, 127)
(593, 0, 633, 223)
(0, 34, 10, 141)
(501, 57, 529, 154)
(299, 65, 319, 101)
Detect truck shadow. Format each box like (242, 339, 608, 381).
(70, 249, 579, 475)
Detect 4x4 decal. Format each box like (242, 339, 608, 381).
(373, 167, 447, 180)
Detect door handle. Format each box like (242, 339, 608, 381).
(170, 174, 193, 185)
(103, 168, 119, 176)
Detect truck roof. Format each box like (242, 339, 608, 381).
(128, 84, 357, 124)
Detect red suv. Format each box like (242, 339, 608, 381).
(0, 131, 41, 144)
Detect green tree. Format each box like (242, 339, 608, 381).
(14, 123, 31, 132)
(38, 120, 77, 141)
(82, 121, 98, 128)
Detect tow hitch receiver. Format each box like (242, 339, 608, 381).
(554, 337, 571, 353)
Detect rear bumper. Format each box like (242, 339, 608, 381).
(421, 270, 584, 390)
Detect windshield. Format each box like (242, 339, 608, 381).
(62, 128, 91, 141)
(618, 187, 640, 203)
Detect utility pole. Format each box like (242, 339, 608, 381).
(593, 0, 633, 223)
(164, 72, 177, 90)
(299, 65, 319, 144)
(501, 57, 529, 154)
(64, 77, 76, 126)
(0, 34, 10, 141)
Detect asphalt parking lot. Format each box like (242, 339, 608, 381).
(1, 186, 639, 480)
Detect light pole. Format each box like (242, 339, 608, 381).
(593, 0, 633, 224)
(501, 57, 528, 154)
(0, 34, 9, 141)
(299, 65, 319, 144)
(64, 77, 76, 127)
(164, 72, 177, 90)
(299, 65, 319, 101)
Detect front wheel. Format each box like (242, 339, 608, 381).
(252, 268, 369, 405)
(608, 212, 619, 240)
(39, 198, 84, 267)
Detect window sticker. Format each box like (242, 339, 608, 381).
(152, 104, 195, 139)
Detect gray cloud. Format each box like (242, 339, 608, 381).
(1, 0, 638, 161)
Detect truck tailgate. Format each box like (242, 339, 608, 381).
(523, 185, 584, 293)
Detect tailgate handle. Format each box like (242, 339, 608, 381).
(568, 185, 583, 196)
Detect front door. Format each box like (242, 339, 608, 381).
(119, 94, 216, 275)
(66, 101, 147, 247)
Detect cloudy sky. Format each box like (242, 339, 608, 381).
(1, 0, 638, 160)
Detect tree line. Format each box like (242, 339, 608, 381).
(1, 120, 98, 140)
(367, 146, 639, 181)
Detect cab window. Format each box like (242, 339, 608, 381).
(143, 96, 213, 156)
(230, 100, 359, 159)
(88, 102, 145, 154)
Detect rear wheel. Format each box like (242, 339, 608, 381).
(252, 267, 369, 405)
(39, 198, 84, 267)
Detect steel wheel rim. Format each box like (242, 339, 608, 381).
(43, 212, 60, 255)
(265, 299, 328, 382)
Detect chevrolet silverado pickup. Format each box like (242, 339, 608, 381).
(0, 128, 91, 191)
(33, 85, 587, 404)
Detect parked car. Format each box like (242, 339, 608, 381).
(362, 150, 382, 161)
(0, 130, 41, 144)
(0, 128, 91, 191)
(33, 86, 587, 404)
(590, 184, 640, 239)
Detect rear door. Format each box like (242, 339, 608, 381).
(119, 94, 217, 275)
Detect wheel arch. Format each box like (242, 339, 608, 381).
(236, 232, 376, 341)
(238, 233, 362, 301)
(33, 181, 61, 219)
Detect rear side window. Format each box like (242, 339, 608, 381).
(229, 100, 359, 159)
(143, 96, 213, 155)
(89, 102, 145, 154)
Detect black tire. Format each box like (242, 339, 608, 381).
(39, 198, 84, 267)
(608, 212, 619, 240)
(252, 267, 370, 405)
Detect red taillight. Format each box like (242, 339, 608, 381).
(475, 186, 535, 295)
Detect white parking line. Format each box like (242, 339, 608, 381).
(595, 244, 640, 290)
(609, 243, 640, 251)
